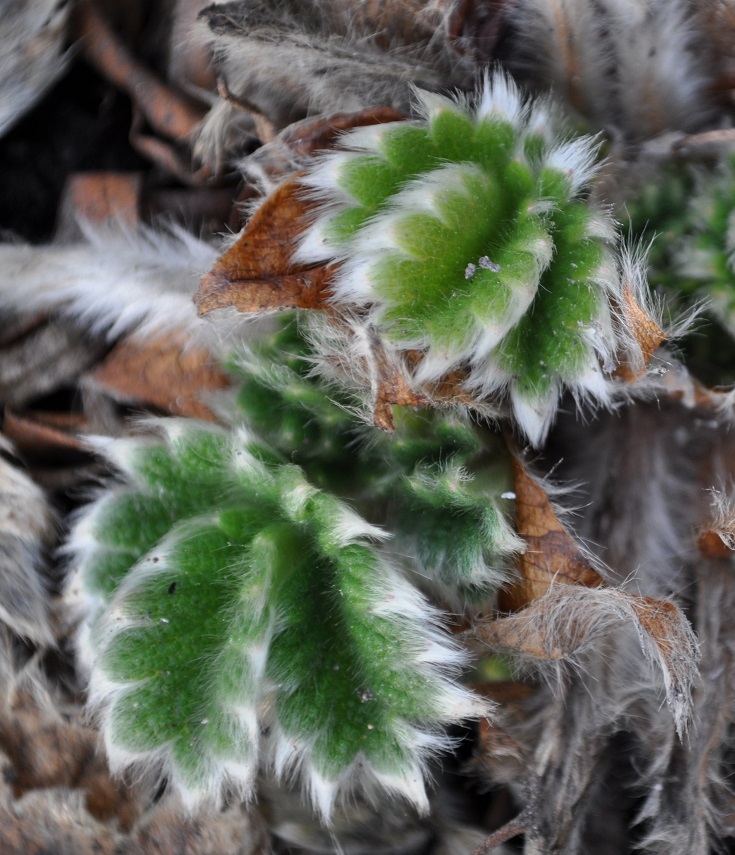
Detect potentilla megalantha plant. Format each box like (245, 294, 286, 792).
(66, 71, 678, 828)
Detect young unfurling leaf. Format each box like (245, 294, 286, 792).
(294, 71, 659, 443)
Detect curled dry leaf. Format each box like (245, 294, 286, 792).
(476, 585, 698, 736)
(89, 332, 231, 421)
(308, 316, 482, 432)
(275, 107, 406, 159)
(242, 107, 406, 191)
(195, 174, 333, 315)
(498, 456, 604, 612)
(614, 284, 667, 381)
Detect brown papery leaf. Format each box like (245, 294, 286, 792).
(195, 174, 333, 316)
(615, 285, 666, 381)
(89, 333, 230, 421)
(498, 457, 604, 612)
(334, 330, 482, 431)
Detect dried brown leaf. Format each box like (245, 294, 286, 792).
(478, 614, 570, 660)
(196, 174, 333, 315)
(241, 106, 406, 190)
(402, 349, 479, 407)
(630, 596, 695, 680)
(615, 285, 666, 381)
(499, 457, 604, 612)
(89, 333, 231, 421)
